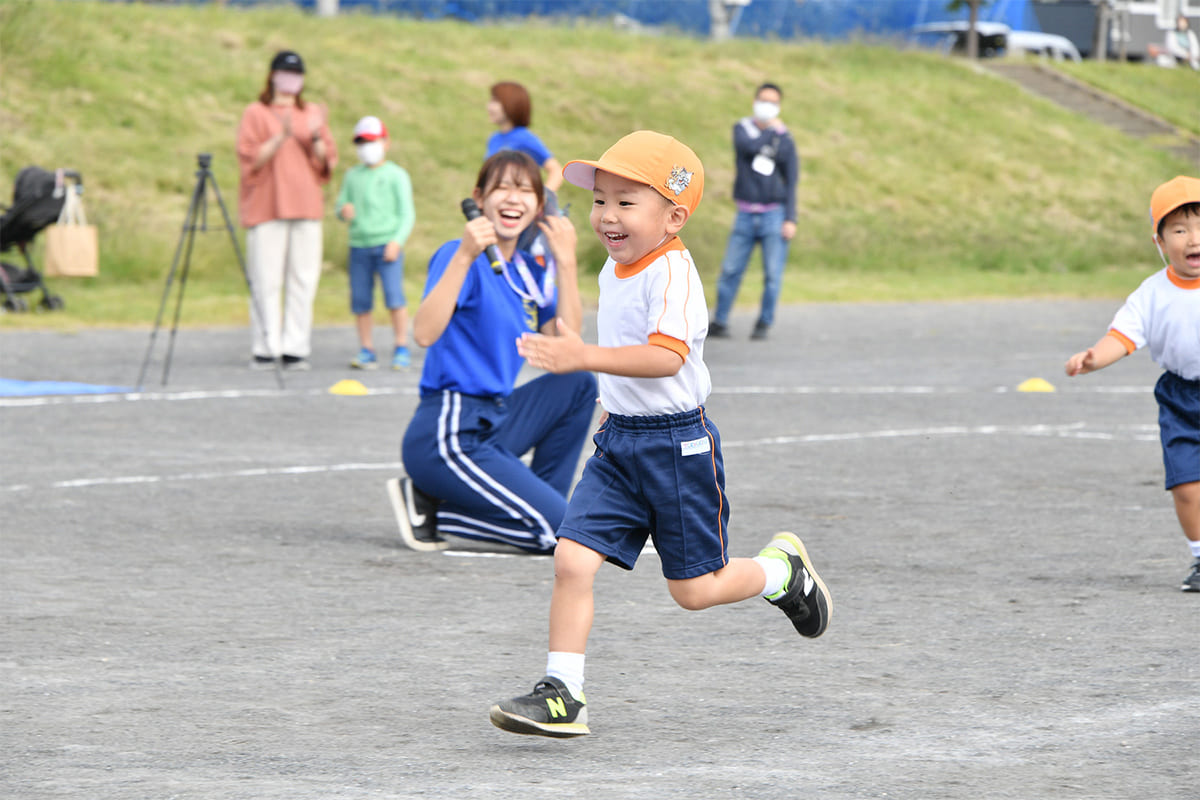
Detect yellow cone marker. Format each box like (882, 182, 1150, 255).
(1017, 377, 1055, 393)
(328, 379, 369, 396)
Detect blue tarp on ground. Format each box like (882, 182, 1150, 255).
(0, 379, 131, 397)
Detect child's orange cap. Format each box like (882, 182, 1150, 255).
(1150, 175, 1200, 232)
(563, 130, 704, 216)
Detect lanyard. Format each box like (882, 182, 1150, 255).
(500, 252, 556, 309)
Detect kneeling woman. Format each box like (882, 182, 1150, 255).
(390, 151, 596, 554)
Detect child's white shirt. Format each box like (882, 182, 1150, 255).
(595, 237, 712, 416)
(1109, 267, 1200, 380)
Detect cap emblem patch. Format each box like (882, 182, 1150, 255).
(665, 165, 692, 197)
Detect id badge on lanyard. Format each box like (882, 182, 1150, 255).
(500, 252, 556, 309)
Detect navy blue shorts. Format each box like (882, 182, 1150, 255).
(1155, 371, 1200, 490)
(557, 407, 731, 580)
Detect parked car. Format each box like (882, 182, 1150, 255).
(1007, 30, 1082, 61)
(911, 21, 1082, 61)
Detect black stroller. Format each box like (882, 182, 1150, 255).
(0, 166, 75, 312)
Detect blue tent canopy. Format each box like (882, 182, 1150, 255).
(287, 0, 1047, 39)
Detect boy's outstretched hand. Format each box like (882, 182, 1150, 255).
(1065, 335, 1128, 377)
(1065, 349, 1097, 376)
(518, 318, 586, 373)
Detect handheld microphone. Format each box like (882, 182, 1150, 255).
(460, 198, 504, 274)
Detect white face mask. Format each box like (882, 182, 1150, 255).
(752, 100, 780, 123)
(272, 72, 304, 96)
(356, 141, 385, 166)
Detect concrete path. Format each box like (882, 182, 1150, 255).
(982, 61, 1200, 166)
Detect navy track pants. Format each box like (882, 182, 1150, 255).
(401, 371, 597, 553)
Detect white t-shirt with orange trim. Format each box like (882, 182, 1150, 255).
(1107, 266, 1200, 380)
(596, 236, 712, 416)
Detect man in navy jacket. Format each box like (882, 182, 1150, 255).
(709, 83, 800, 341)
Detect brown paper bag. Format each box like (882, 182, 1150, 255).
(44, 188, 98, 277)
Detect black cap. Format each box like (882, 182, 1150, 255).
(270, 50, 305, 74)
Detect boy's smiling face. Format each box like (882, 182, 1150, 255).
(1157, 206, 1200, 280)
(589, 170, 688, 265)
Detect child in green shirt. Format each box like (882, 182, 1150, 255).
(335, 116, 416, 370)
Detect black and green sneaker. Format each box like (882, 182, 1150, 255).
(489, 676, 590, 738)
(1182, 557, 1200, 593)
(759, 532, 831, 638)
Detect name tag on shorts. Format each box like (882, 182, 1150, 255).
(680, 437, 711, 457)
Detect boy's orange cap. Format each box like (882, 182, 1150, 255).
(563, 130, 704, 215)
(1150, 175, 1200, 232)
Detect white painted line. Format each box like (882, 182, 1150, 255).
(715, 385, 953, 395)
(0, 386, 419, 408)
(1, 422, 1157, 494)
(438, 543, 656, 560)
(443, 550, 551, 559)
(0, 383, 1152, 408)
(720, 422, 1158, 448)
(713, 385, 1152, 396)
(5, 461, 402, 493)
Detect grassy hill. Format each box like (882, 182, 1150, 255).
(0, 0, 1195, 329)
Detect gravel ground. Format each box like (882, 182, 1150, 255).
(1, 301, 1195, 800)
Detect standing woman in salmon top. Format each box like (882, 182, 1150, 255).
(236, 50, 338, 371)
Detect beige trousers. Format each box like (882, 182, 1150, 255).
(245, 219, 322, 359)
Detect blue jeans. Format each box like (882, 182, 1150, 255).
(714, 206, 789, 328)
(348, 244, 405, 315)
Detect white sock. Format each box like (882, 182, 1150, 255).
(546, 651, 585, 700)
(1189, 540, 1200, 559)
(754, 555, 788, 598)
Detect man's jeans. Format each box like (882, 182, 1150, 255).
(713, 205, 789, 328)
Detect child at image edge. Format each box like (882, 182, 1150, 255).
(1066, 175, 1200, 594)
(489, 131, 833, 738)
(335, 116, 415, 370)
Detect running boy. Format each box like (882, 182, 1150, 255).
(1065, 175, 1200, 593)
(335, 116, 415, 370)
(489, 131, 832, 737)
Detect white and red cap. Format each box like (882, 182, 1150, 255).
(352, 116, 388, 142)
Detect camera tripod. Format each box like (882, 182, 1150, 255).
(136, 153, 283, 390)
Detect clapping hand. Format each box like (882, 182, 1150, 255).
(308, 104, 326, 139)
(537, 214, 577, 264)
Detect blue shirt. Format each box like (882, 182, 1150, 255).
(418, 240, 557, 398)
(485, 127, 552, 167)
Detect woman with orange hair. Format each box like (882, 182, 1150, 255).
(485, 81, 564, 251)
(485, 81, 563, 193)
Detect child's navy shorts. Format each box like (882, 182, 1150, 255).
(557, 407, 731, 580)
(1155, 371, 1200, 490)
